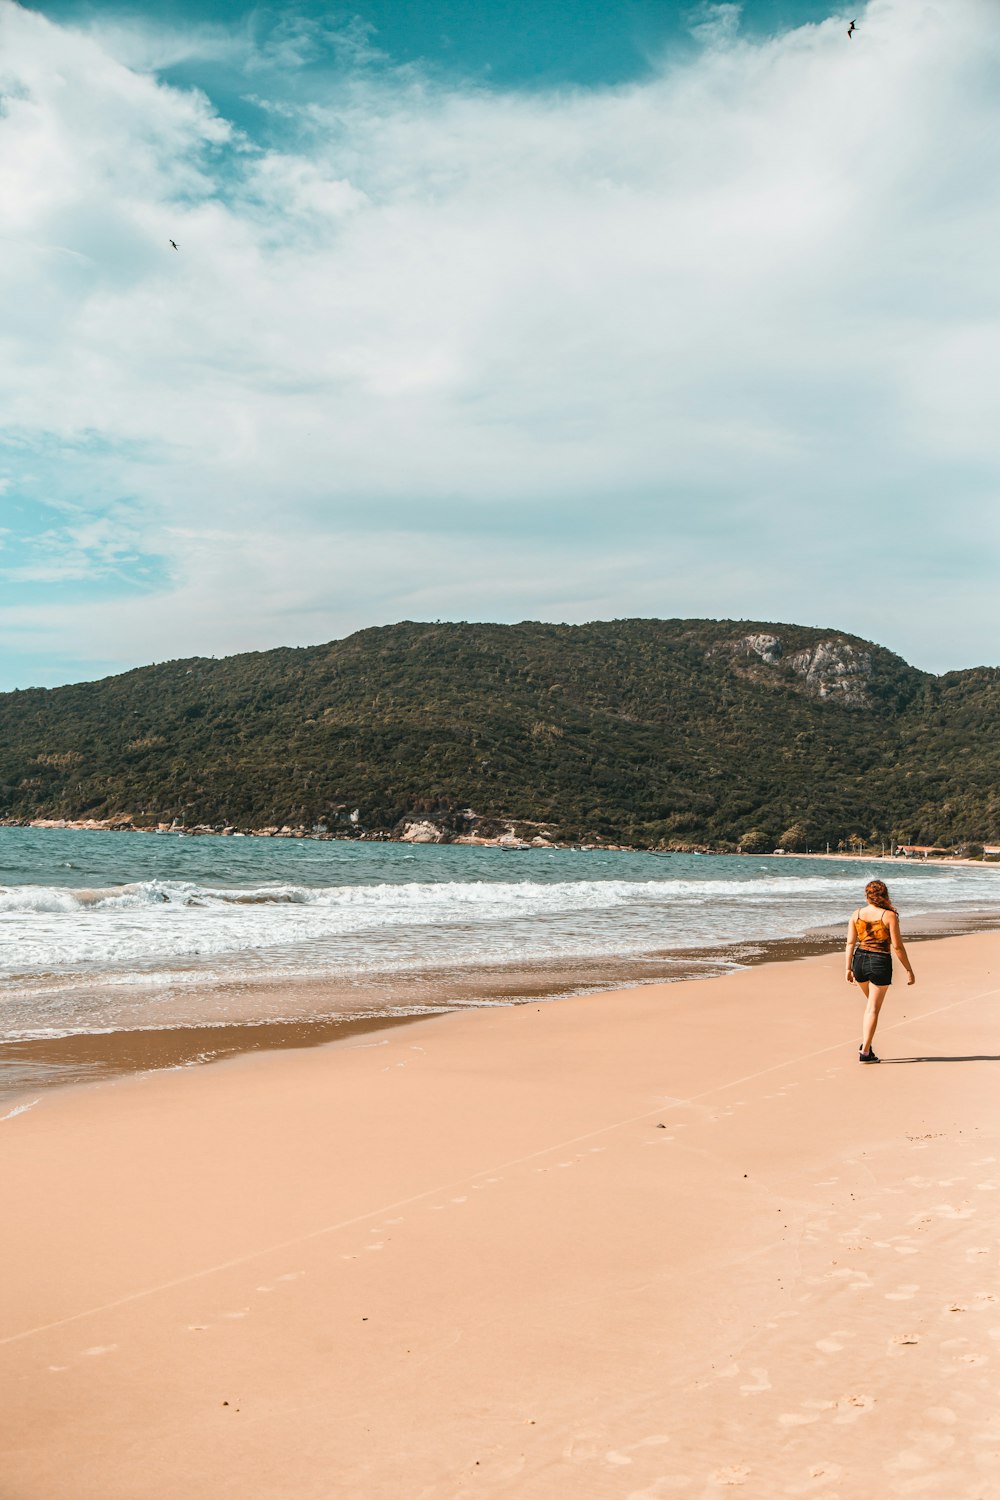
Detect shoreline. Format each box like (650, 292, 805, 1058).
(3, 928, 999, 1498)
(4, 906, 1000, 1106)
(3, 815, 996, 865)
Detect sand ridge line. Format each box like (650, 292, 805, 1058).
(3, 980, 997, 1351)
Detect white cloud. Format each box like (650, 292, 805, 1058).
(687, 4, 744, 47)
(0, 0, 998, 683)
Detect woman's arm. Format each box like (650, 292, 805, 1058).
(887, 910, 916, 985)
(845, 914, 857, 983)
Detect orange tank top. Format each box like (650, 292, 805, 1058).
(855, 911, 891, 953)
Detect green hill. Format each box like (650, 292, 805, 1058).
(1, 619, 998, 849)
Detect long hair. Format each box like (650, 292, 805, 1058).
(865, 879, 896, 913)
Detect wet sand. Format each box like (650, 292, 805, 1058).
(2, 930, 999, 1498)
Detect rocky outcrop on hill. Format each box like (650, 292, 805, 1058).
(787, 640, 873, 706)
(717, 632, 873, 707)
(731, 632, 784, 666)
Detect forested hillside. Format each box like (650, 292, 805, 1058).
(1, 619, 997, 849)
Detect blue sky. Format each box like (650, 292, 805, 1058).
(1, 0, 998, 689)
(20, 1, 837, 89)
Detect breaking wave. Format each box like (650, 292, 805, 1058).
(0, 869, 951, 918)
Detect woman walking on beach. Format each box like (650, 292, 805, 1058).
(846, 879, 915, 1062)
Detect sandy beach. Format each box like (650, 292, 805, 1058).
(3, 931, 999, 1499)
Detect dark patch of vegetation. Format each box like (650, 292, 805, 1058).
(0, 618, 996, 848)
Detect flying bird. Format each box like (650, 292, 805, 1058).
(169, 239, 179, 250)
(847, 19, 856, 37)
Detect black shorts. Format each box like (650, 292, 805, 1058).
(853, 949, 892, 986)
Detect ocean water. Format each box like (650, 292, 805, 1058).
(2, 825, 1000, 1046)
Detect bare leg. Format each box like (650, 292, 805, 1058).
(861, 983, 889, 1054)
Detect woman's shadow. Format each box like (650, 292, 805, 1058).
(882, 1054, 1000, 1064)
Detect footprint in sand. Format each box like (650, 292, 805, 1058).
(275, 1272, 302, 1283)
(784, 1462, 843, 1494)
(81, 1344, 118, 1357)
(604, 1435, 671, 1466)
(816, 1336, 845, 1354)
(711, 1463, 751, 1484)
(739, 1367, 771, 1394)
(834, 1393, 876, 1423)
(884, 1284, 920, 1301)
(563, 1435, 603, 1464)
